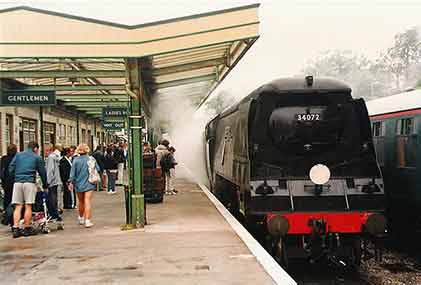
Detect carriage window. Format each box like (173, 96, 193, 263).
(372, 121, 385, 137)
(372, 121, 385, 166)
(396, 117, 416, 168)
(397, 118, 415, 135)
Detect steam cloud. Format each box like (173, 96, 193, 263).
(150, 91, 214, 186)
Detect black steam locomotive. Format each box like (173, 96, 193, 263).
(205, 77, 386, 268)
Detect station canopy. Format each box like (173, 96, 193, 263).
(0, 4, 260, 119)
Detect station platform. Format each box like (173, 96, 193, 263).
(0, 168, 290, 284)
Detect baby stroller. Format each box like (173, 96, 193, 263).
(32, 190, 64, 234)
(3, 190, 64, 233)
(0, 186, 6, 225)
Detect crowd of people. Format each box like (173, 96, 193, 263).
(92, 142, 127, 194)
(0, 140, 128, 238)
(0, 138, 177, 238)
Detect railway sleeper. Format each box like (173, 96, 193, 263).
(362, 234, 386, 263)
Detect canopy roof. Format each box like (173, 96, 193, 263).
(0, 4, 260, 119)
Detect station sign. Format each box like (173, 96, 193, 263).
(0, 90, 56, 106)
(102, 121, 125, 131)
(102, 107, 128, 120)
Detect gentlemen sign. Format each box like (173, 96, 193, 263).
(102, 121, 125, 130)
(0, 90, 56, 106)
(102, 107, 127, 119)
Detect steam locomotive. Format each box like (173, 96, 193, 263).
(205, 77, 387, 268)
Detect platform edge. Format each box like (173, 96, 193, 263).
(183, 168, 297, 285)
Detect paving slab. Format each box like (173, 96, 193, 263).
(0, 170, 275, 284)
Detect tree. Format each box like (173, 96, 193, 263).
(378, 27, 421, 90)
(303, 50, 390, 99)
(302, 28, 421, 97)
(304, 50, 369, 77)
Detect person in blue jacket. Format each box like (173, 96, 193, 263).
(8, 141, 48, 238)
(69, 143, 100, 228)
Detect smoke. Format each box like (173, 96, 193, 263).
(150, 90, 214, 185)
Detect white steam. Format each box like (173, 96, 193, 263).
(151, 91, 214, 185)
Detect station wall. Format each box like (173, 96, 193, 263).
(0, 106, 111, 155)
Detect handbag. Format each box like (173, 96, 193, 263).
(87, 156, 100, 184)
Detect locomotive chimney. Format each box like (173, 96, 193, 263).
(305, 75, 314, 87)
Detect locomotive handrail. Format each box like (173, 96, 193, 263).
(205, 138, 214, 186)
(288, 187, 295, 211)
(344, 187, 350, 210)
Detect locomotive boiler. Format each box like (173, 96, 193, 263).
(205, 77, 387, 268)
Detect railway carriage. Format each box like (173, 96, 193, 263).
(205, 77, 387, 268)
(367, 89, 421, 232)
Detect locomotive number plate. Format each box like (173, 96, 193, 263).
(296, 113, 320, 121)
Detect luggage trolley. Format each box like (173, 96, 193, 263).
(143, 153, 165, 203)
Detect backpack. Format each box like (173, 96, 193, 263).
(160, 153, 173, 172)
(87, 156, 100, 184)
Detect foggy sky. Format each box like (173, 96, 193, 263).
(1, 0, 421, 99)
(2, 0, 420, 182)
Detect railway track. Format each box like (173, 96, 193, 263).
(249, 228, 421, 284)
(283, 245, 421, 284)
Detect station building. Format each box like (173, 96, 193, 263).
(0, 5, 301, 285)
(0, 104, 107, 155)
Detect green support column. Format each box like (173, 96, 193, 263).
(93, 120, 96, 148)
(129, 98, 144, 228)
(125, 101, 133, 226)
(123, 57, 145, 229)
(39, 107, 45, 157)
(76, 112, 80, 145)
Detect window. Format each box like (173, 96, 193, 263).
(68, 126, 77, 145)
(43, 122, 56, 145)
(372, 121, 385, 137)
(397, 118, 415, 135)
(396, 117, 417, 168)
(372, 121, 385, 166)
(21, 118, 37, 148)
(67, 126, 72, 146)
(58, 124, 66, 143)
(87, 130, 92, 150)
(82, 129, 86, 143)
(5, 114, 13, 147)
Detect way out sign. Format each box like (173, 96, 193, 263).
(0, 90, 56, 106)
(102, 107, 127, 119)
(102, 121, 125, 130)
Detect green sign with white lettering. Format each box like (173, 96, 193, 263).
(102, 107, 128, 119)
(102, 121, 125, 131)
(0, 90, 56, 106)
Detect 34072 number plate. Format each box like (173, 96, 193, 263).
(296, 113, 320, 121)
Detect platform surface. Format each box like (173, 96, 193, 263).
(0, 170, 275, 284)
